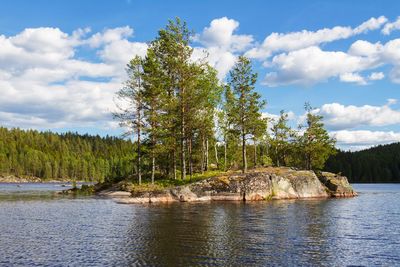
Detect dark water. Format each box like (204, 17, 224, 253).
(0, 184, 399, 266)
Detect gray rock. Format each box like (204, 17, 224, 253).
(113, 167, 357, 204)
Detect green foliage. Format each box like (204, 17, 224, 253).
(0, 127, 135, 182)
(115, 17, 223, 181)
(270, 110, 294, 167)
(297, 103, 336, 170)
(114, 55, 145, 184)
(225, 56, 266, 172)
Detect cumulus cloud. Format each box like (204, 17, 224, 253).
(246, 16, 387, 60)
(317, 101, 400, 130)
(0, 26, 147, 130)
(331, 130, 400, 150)
(368, 71, 384, 80)
(193, 17, 254, 79)
(244, 16, 400, 86)
(263, 46, 377, 86)
(382, 16, 400, 35)
(262, 36, 400, 86)
(339, 72, 367, 85)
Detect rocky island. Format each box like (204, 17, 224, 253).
(101, 167, 357, 204)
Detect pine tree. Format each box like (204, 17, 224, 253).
(270, 110, 293, 167)
(114, 56, 145, 184)
(226, 56, 265, 173)
(299, 103, 336, 170)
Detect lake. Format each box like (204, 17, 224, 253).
(0, 183, 399, 266)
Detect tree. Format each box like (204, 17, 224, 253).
(150, 17, 194, 180)
(249, 115, 267, 168)
(225, 56, 265, 173)
(114, 56, 145, 184)
(299, 103, 336, 170)
(142, 48, 164, 184)
(270, 110, 293, 167)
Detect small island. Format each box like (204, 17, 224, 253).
(95, 167, 357, 204)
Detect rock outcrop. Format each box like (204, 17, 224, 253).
(114, 167, 357, 204)
(318, 172, 358, 197)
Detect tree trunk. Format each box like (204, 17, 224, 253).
(181, 105, 186, 180)
(188, 137, 193, 180)
(201, 135, 205, 174)
(205, 138, 209, 171)
(276, 145, 280, 167)
(173, 149, 177, 180)
(151, 131, 155, 184)
(242, 132, 247, 173)
(136, 68, 142, 185)
(137, 114, 141, 185)
(253, 139, 257, 168)
(151, 155, 155, 184)
(214, 142, 219, 169)
(224, 136, 227, 171)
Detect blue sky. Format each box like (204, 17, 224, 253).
(0, 0, 400, 150)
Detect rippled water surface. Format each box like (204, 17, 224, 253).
(0, 183, 399, 266)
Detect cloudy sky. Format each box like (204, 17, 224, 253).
(1, 0, 400, 151)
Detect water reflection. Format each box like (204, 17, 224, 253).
(0, 184, 399, 266)
(120, 201, 348, 266)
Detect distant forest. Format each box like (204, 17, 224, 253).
(325, 143, 400, 183)
(0, 127, 135, 182)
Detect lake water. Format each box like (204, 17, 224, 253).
(0, 183, 399, 266)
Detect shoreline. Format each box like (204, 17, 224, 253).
(0, 175, 86, 184)
(96, 167, 358, 204)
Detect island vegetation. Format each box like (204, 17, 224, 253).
(0, 18, 340, 186)
(112, 18, 336, 185)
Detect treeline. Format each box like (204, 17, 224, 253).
(0, 127, 135, 182)
(114, 18, 336, 184)
(325, 143, 400, 183)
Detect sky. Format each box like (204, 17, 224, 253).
(0, 0, 400, 151)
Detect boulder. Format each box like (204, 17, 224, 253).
(318, 172, 358, 197)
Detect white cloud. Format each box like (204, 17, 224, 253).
(86, 26, 134, 48)
(382, 16, 400, 35)
(331, 130, 400, 150)
(0, 26, 147, 130)
(246, 16, 387, 60)
(368, 72, 384, 80)
(196, 17, 253, 52)
(348, 39, 382, 57)
(262, 37, 400, 86)
(353, 16, 388, 34)
(243, 16, 400, 86)
(193, 17, 254, 79)
(263, 46, 376, 86)
(318, 101, 400, 130)
(339, 72, 367, 85)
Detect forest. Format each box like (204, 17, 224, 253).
(0, 127, 135, 182)
(0, 18, 337, 183)
(325, 143, 400, 183)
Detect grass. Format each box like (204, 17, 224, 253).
(122, 170, 228, 193)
